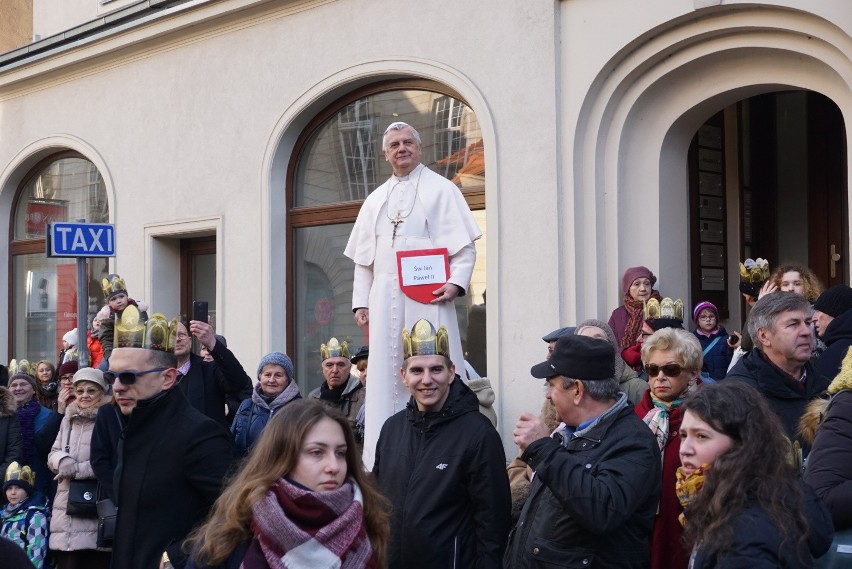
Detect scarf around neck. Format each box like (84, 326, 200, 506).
(247, 478, 376, 569)
(16, 398, 41, 465)
(675, 464, 707, 527)
(642, 397, 683, 459)
(620, 291, 663, 349)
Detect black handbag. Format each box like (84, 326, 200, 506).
(96, 497, 118, 548)
(66, 479, 99, 517)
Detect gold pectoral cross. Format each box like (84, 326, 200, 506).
(391, 215, 404, 246)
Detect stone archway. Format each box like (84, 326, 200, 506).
(571, 5, 852, 317)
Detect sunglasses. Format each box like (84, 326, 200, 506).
(645, 363, 684, 377)
(103, 367, 169, 385)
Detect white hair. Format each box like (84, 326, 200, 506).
(382, 122, 422, 150)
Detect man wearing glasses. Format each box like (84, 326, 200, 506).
(505, 335, 661, 569)
(93, 310, 237, 569)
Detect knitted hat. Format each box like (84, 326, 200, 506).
(693, 301, 719, 323)
(542, 327, 576, 343)
(257, 352, 294, 382)
(530, 336, 615, 380)
(58, 360, 79, 378)
(63, 328, 78, 347)
(621, 266, 657, 295)
(72, 367, 108, 392)
(8, 373, 37, 392)
(814, 285, 852, 318)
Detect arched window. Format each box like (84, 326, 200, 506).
(9, 152, 110, 363)
(289, 80, 487, 391)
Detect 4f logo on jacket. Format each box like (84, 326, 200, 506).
(435, 463, 448, 470)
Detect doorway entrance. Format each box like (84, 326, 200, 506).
(689, 91, 848, 321)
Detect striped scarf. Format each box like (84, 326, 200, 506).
(246, 478, 376, 569)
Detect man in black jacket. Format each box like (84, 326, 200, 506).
(812, 284, 852, 380)
(106, 316, 238, 569)
(373, 319, 511, 569)
(505, 335, 661, 569)
(174, 319, 252, 427)
(726, 291, 830, 452)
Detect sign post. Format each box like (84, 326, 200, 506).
(47, 222, 116, 369)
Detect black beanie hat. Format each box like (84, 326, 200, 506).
(814, 285, 852, 318)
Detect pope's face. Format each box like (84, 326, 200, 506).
(383, 127, 422, 177)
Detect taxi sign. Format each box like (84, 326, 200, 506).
(47, 222, 116, 258)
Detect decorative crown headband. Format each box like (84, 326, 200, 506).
(320, 338, 350, 360)
(114, 306, 178, 352)
(739, 258, 770, 297)
(102, 273, 127, 300)
(7, 358, 35, 377)
(5, 462, 35, 487)
(644, 298, 684, 321)
(402, 319, 450, 359)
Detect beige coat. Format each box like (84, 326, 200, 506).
(47, 393, 112, 552)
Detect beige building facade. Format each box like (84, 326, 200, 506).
(1, 0, 850, 456)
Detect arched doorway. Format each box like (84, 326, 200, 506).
(688, 91, 847, 320)
(571, 5, 852, 329)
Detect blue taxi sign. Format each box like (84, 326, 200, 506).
(47, 222, 116, 258)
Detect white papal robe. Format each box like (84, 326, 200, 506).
(344, 164, 482, 469)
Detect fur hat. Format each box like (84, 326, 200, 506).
(63, 328, 78, 347)
(814, 285, 852, 318)
(621, 266, 657, 295)
(72, 367, 108, 392)
(257, 352, 294, 382)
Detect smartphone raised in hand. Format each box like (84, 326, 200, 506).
(192, 300, 209, 324)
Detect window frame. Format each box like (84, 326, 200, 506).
(285, 79, 485, 356)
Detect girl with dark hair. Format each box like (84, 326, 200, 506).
(186, 400, 390, 569)
(677, 381, 833, 568)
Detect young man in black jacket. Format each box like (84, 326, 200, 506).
(373, 319, 511, 569)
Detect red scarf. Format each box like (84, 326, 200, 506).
(246, 478, 377, 569)
(619, 291, 663, 349)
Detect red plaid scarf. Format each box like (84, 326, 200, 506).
(245, 478, 377, 569)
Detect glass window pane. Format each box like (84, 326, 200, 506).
(294, 90, 483, 207)
(12, 253, 109, 363)
(14, 157, 109, 240)
(294, 223, 363, 394)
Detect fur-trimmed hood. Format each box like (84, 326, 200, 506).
(799, 345, 852, 443)
(0, 386, 16, 417)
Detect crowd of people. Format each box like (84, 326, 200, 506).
(0, 120, 849, 569)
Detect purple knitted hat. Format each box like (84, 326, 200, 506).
(693, 301, 719, 323)
(621, 266, 657, 295)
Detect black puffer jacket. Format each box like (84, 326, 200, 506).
(726, 350, 829, 453)
(373, 379, 511, 569)
(689, 481, 833, 568)
(816, 310, 852, 381)
(805, 389, 852, 530)
(504, 396, 661, 569)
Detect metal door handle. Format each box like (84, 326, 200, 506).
(830, 244, 841, 279)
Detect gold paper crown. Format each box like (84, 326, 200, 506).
(4, 462, 35, 487)
(644, 298, 684, 321)
(739, 258, 770, 284)
(320, 338, 350, 360)
(8, 358, 35, 377)
(102, 273, 127, 300)
(402, 319, 450, 359)
(114, 306, 177, 352)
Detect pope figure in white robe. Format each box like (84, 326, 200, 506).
(344, 122, 482, 468)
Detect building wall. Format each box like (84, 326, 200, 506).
(2, 0, 851, 457)
(0, 0, 33, 52)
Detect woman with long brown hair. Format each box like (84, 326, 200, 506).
(677, 381, 833, 568)
(186, 400, 389, 569)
